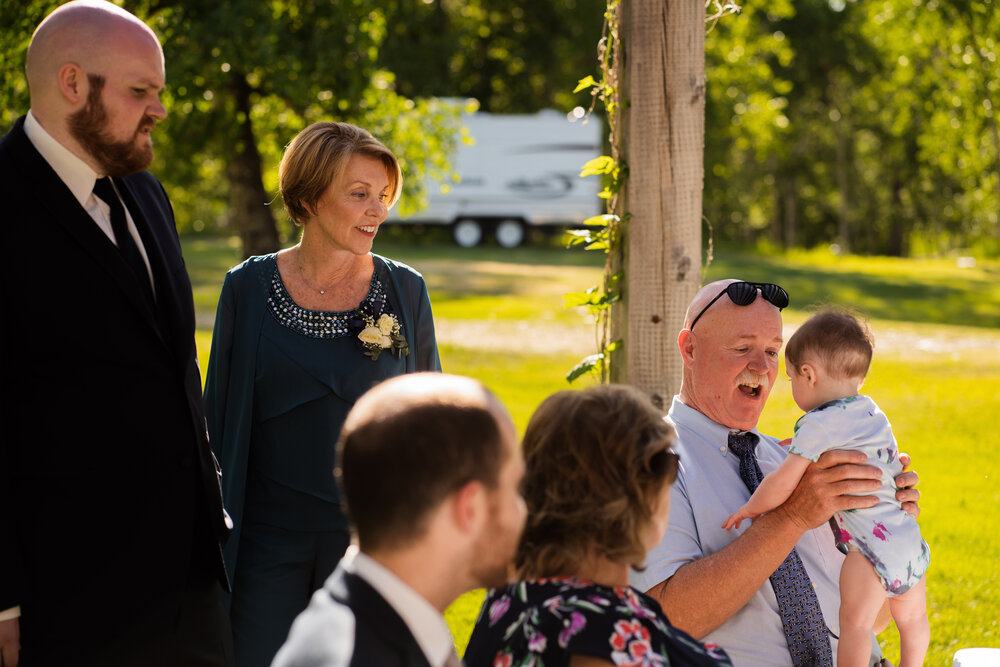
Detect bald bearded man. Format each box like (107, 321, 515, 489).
(0, 2, 232, 664)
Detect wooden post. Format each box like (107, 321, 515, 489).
(608, 0, 705, 407)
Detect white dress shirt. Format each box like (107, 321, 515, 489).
(342, 546, 458, 667)
(24, 111, 155, 289)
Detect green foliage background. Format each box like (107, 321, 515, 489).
(702, 0, 1000, 256)
(2, 0, 997, 256)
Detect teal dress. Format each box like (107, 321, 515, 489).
(204, 253, 440, 667)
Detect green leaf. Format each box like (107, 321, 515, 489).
(566, 353, 604, 383)
(563, 285, 604, 308)
(564, 228, 595, 241)
(573, 75, 599, 93)
(579, 155, 616, 177)
(583, 213, 618, 227)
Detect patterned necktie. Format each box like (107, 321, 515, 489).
(94, 177, 154, 302)
(728, 431, 834, 667)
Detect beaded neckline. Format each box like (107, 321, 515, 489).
(266, 264, 388, 339)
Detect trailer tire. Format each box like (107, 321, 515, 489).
(452, 219, 483, 248)
(494, 219, 525, 248)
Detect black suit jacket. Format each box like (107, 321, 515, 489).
(273, 565, 434, 667)
(0, 116, 231, 661)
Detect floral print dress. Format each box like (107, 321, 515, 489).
(463, 578, 731, 667)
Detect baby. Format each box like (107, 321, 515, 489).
(722, 309, 930, 667)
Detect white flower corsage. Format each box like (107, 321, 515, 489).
(357, 312, 409, 360)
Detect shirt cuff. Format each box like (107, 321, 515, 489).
(0, 606, 20, 622)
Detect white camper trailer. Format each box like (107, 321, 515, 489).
(388, 109, 603, 248)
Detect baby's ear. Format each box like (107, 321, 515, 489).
(800, 362, 818, 386)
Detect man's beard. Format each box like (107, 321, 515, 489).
(68, 74, 156, 177)
(470, 501, 522, 590)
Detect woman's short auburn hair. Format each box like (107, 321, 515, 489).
(515, 384, 679, 578)
(278, 121, 402, 225)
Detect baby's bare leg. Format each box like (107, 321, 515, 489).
(890, 576, 929, 667)
(838, 550, 886, 667)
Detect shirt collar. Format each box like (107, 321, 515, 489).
(343, 547, 455, 667)
(24, 110, 100, 208)
(668, 395, 763, 461)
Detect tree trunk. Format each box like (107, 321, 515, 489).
(887, 177, 906, 257)
(768, 156, 782, 246)
(782, 175, 797, 249)
(228, 72, 280, 259)
(991, 116, 1000, 241)
(835, 119, 850, 252)
(608, 0, 705, 407)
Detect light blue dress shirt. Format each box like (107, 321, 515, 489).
(631, 397, 881, 666)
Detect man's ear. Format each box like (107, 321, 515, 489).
(58, 63, 86, 104)
(451, 480, 488, 535)
(678, 328, 696, 366)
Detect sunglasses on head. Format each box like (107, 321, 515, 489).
(688, 282, 789, 332)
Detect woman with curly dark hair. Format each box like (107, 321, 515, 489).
(464, 384, 731, 667)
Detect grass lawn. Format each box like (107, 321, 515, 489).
(182, 232, 1000, 664)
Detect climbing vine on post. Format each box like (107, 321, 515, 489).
(565, 0, 625, 384)
(565, 0, 739, 386)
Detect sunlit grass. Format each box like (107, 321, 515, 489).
(182, 235, 1000, 664)
(706, 246, 1000, 330)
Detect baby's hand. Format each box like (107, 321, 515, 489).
(722, 510, 751, 531)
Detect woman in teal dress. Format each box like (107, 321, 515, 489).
(204, 122, 441, 667)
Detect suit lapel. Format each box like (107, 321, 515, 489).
(334, 569, 433, 667)
(116, 176, 177, 348)
(11, 121, 164, 340)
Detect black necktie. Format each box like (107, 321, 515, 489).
(728, 431, 834, 667)
(93, 177, 153, 302)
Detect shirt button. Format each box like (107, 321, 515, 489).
(720, 446, 727, 452)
